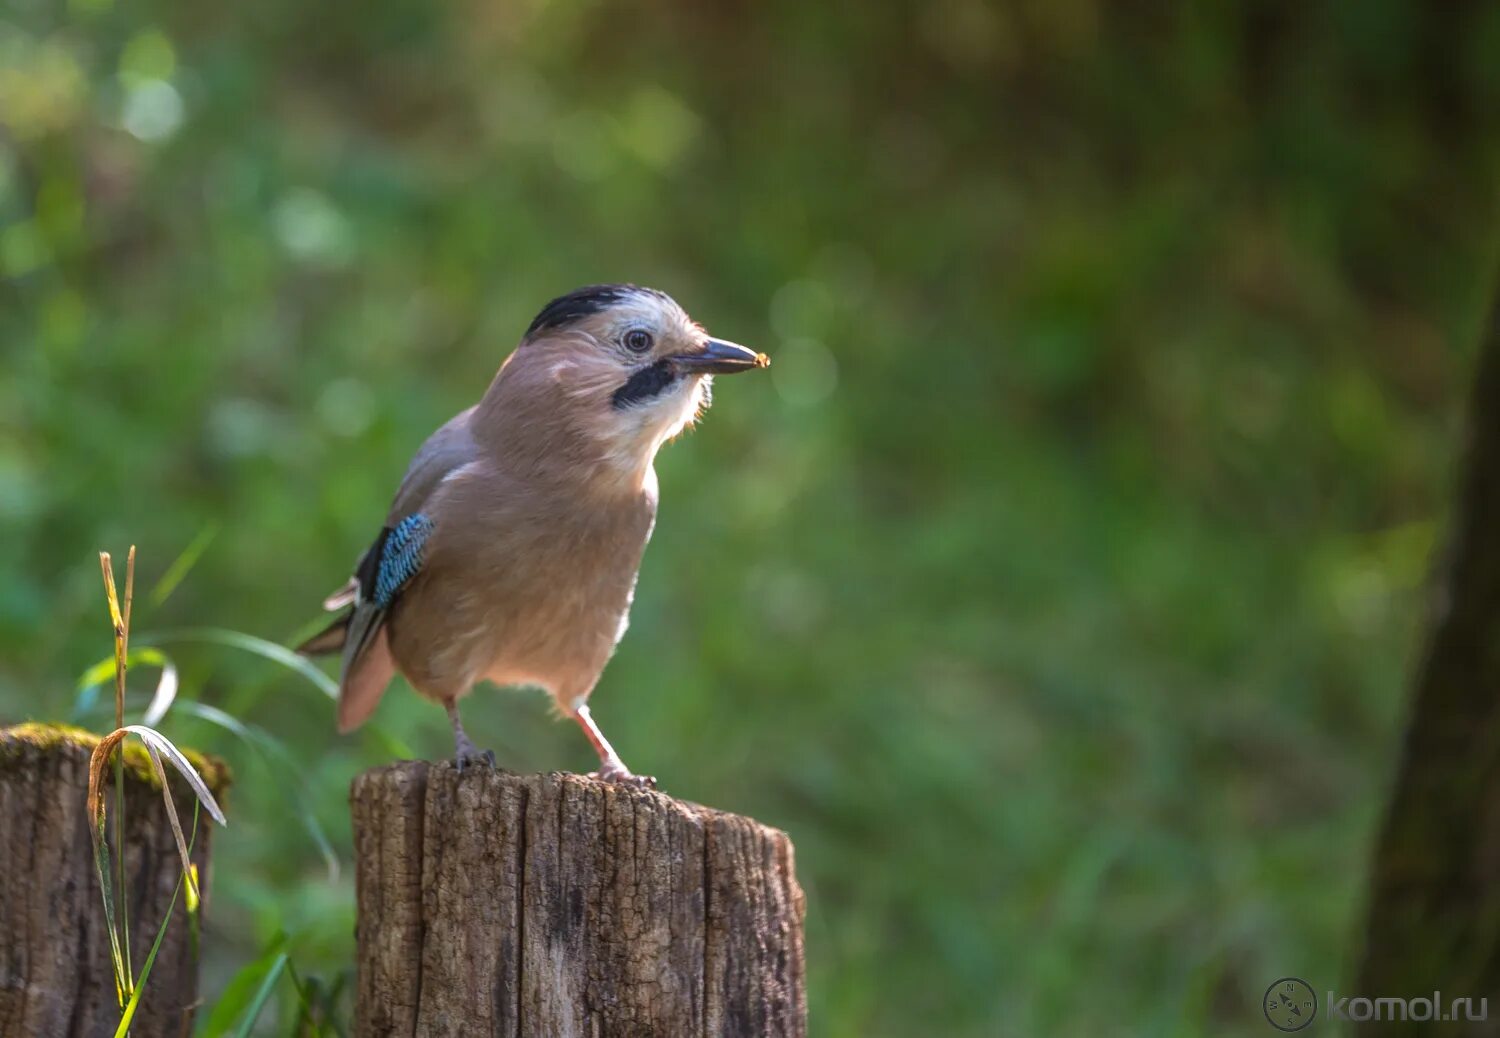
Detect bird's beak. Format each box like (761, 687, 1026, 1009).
(668, 338, 770, 375)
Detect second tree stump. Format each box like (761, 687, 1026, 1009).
(0, 723, 227, 1038)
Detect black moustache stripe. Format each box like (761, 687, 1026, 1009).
(613, 360, 677, 409)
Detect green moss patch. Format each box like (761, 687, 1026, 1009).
(1, 722, 232, 793)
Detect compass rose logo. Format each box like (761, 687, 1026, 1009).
(1264, 977, 1318, 1031)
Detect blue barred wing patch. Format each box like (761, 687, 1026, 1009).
(375, 513, 433, 607)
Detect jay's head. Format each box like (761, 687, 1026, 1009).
(503, 284, 768, 479)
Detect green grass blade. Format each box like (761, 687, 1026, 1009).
(322, 972, 350, 1038)
(285, 961, 317, 1035)
(201, 935, 285, 1036)
(72, 647, 170, 724)
(112, 804, 198, 1038)
(77, 647, 168, 693)
(91, 811, 128, 1006)
(149, 523, 219, 607)
(169, 700, 341, 881)
(113, 750, 131, 997)
(285, 960, 346, 1038)
(139, 627, 337, 700)
(111, 874, 181, 1037)
(232, 950, 290, 1038)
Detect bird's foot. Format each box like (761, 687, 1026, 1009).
(454, 748, 496, 774)
(589, 758, 656, 789)
(453, 734, 496, 774)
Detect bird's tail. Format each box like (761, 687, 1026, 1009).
(299, 574, 361, 656)
(297, 600, 397, 732)
(300, 569, 397, 730)
(336, 624, 395, 732)
(297, 612, 350, 656)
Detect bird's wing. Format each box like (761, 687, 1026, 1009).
(300, 407, 479, 729)
(311, 406, 478, 621)
(317, 405, 479, 615)
(340, 512, 436, 676)
(297, 511, 439, 719)
(329, 511, 435, 729)
(387, 406, 479, 523)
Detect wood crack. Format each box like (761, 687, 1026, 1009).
(513, 783, 528, 1038)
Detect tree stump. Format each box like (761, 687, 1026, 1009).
(0, 724, 228, 1038)
(350, 762, 806, 1037)
(1356, 289, 1500, 1026)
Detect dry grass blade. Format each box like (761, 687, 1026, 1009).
(142, 743, 199, 903)
(142, 659, 180, 728)
(99, 552, 130, 728)
(85, 727, 131, 1002)
(86, 723, 229, 1003)
(121, 725, 229, 827)
(98, 550, 133, 992)
(85, 729, 129, 845)
(122, 546, 135, 694)
(89, 547, 227, 1024)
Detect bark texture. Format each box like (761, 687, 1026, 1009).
(351, 762, 806, 1038)
(1357, 294, 1500, 1032)
(0, 724, 227, 1038)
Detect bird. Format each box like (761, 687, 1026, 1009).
(299, 284, 768, 785)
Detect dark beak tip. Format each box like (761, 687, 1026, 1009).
(672, 339, 769, 375)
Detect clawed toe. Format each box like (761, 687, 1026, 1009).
(453, 745, 497, 774)
(572, 704, 656, 789)
(589, 762, 657, 789)
(446, 701, 495, 775)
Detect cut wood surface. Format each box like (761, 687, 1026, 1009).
(0, 724, 228, 1038)
(351, 761, 806, 1037)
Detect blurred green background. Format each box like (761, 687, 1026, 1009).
(2, 0, 1498, 1034)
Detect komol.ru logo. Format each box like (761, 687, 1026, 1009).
(1263, 978, 1490, 1028)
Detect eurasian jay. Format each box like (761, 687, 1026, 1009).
(300, 284, 768, 785)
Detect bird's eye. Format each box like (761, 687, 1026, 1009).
(624, 330, 654, 353)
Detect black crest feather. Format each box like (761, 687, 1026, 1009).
(525, 284, 671, 338)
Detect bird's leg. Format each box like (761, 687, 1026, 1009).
(445, 698, 495, 772)
(571, 701, 655, 788)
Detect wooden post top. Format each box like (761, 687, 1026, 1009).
(351, 761, 807, 1038)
